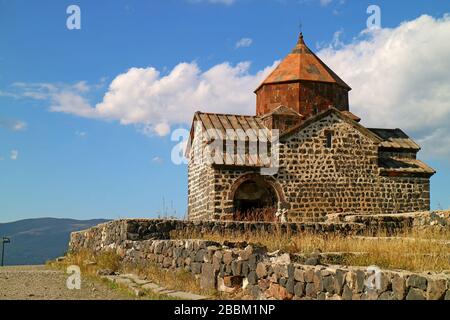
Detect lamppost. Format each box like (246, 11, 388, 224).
(1, 237, 11, 267)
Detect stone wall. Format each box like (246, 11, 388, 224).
(200, 112, 431, 221)
(188, 122, 216, 221)
(69, 225, 450, 300)
(69, 219, 368, 252)
(70, 212, 448, 252)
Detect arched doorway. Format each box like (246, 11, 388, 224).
(232, 178, 278, 221)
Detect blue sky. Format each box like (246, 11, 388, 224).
(1, 0, 449, 222)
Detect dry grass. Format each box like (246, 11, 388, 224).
(170, 227, 450, 273)
(48, 250, 217, 299)
(126, 262, 218, 298)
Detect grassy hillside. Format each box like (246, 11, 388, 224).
(0, 218, 108, 265)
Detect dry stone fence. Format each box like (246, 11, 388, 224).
(69, 212, 450, 300)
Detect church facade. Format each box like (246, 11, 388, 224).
(186, 34, 435, 222)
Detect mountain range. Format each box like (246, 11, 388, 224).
(0, 218, 108, 265)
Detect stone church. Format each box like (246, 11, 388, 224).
(186, 33, 435, 222)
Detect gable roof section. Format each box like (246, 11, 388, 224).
(379, 158, 435, 176)
(185, 112, 270, 167)
(367, 128, 421, 151)
(280, 107, 383, 144)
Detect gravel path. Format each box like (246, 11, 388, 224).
(0, 265, 132, 300)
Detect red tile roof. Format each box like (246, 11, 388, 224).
(255, 33, 351, 92)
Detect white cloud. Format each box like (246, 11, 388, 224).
(320, 0, 333, 7)
(318, 14, 450, 160)
(75, 131, 87, 137)
(152, 156, 164, 164)
(235, 38, 253, 49)
(10, 14, 450, 163)
(10, 150, 18, 160)
(0, 119, 27, 131)
(16, 61, 276, 136)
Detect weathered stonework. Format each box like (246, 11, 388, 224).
(68, 217, 450, 301)
(186, 33, 435, 222)
(188, 111, 433, 221)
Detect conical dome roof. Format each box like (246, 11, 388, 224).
(255, 33, 351, 92)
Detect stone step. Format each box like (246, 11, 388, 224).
(102, 273, 208, 300)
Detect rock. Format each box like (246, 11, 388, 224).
(256, 262, 268, 278)
(294, 282, 305, 297)
(242, 277, 249, 290)
(218, 278, 239, 294)
(273, 264, 288, 278)
(305, 257, 319, 266)
(317, 292, 326, 300)
(326, 294, 342, 300)
(392, 274, 407, 300)
(287, 264, 295, 279)
(223, 251, 233, 265)
(240, 245, 253, 260)
(342, 285, 353, 300)
(162, 257, 172, 268)
(334, 269, 345, 294)
(363, 289, 379, 300)
(267, 283, 293, 300)
(222, 275, 242, 287)
(279, 277, 287, 287)
(258, 278, 271, 291)
(96, 269, 114, 276)
(406, 274, 427, 290)
(200, 263, 216, 290)
(286, 279, 295, 295)
(231, 260, 242, 276)
(346, 270, 364, 293)
(248, 254, 258, 270)
(248, 271, 258, 285)
(195, 249, 206, 263)
(406, 288, 426, 300)
(305, 283, 317, 298)
(251, 285, 262, 299)
(270, 253, 291, 264)
(445, 290, 450, 300)
(304, 268, 315, 283)
(313, 271, 323, 292)
(294, 268, 305, 282)
(356, 270, 365, 293)
(322, 275, 335, 294)
(241, 261, 250, 276)
(191, 262, 202, 274)
(378, 291, 396, 300)
(426, 278, 447, 300)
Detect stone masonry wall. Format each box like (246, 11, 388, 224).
(69, 218, 450, 301)
(188, 123, 216, 221)
(205, 113, 431, 222)
(69, 219, 368, 251)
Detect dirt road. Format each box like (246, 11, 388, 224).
(0, 265, 131, 300)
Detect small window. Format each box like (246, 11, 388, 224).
(325, 131, 333, 148)
(313, 106, 319, 114)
